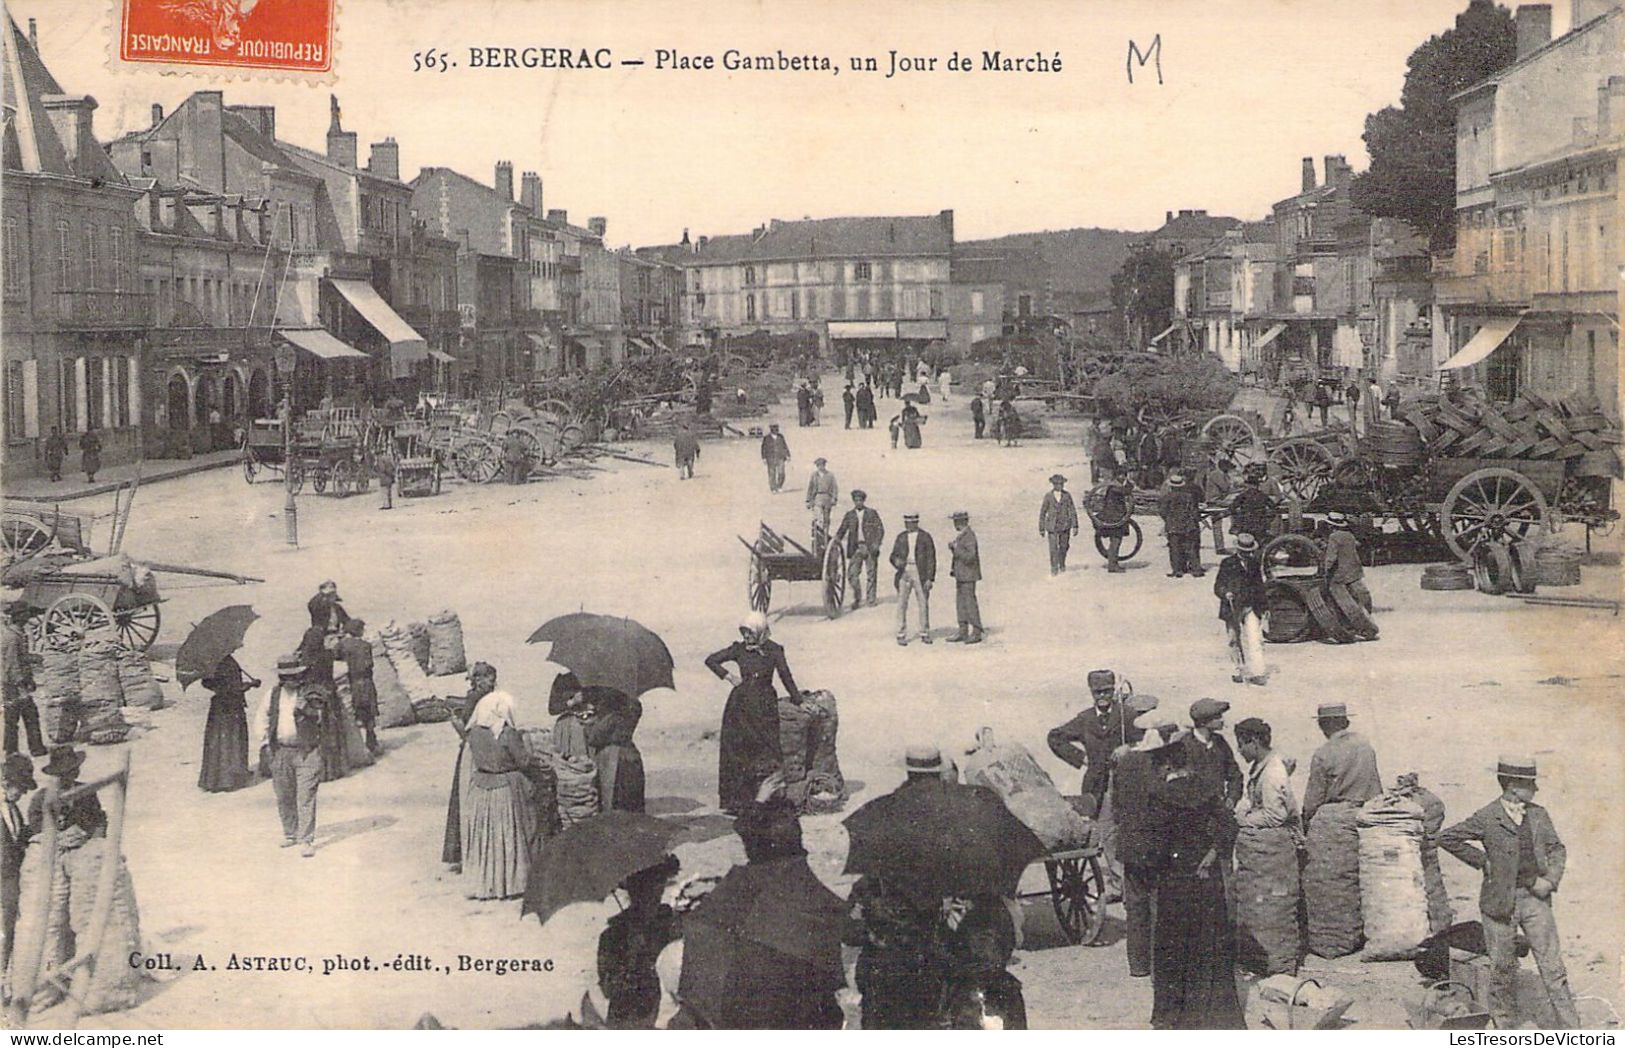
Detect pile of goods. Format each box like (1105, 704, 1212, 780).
(76, 632, 131, 744)
(117, 648, 165, 709)
(1394, 390, 1621, 466)
(28, 631, 169, 746)
(776, 689, 846, 815)
(426, 610, 468, 676)
(36, 647, 82, 745)
(371, 615, 470, 727)
(962, 726, 1092, 851)
(1356, 793, 1432, 960)
(550, 752, 600, 828)
(1260, 537, 1379, 644)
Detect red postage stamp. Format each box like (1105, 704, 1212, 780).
(119, 0, 335, 74)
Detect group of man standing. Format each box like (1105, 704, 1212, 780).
(833, 493, 985, 646)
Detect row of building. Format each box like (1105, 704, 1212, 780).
(1166, 0, 1621, 414)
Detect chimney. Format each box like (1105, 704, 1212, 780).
(1514, 5, 1552, 59)
(494, 161, 514, 200)
(1165, 210, 1173, 225)
(1324, 154, 1352, 187)
(680, 228, 690, 246)
(41, 95, 99, 174)
(939, 208, 954, 241)
(520, 171, 542, 213)
(1301, 157, 1316, 192)
(227, 104, 276, 141)
(28, 18, 37, 51)
(325, 95, 357, 168)
(212, 198, 226, 237)
(588, 216, 607, 238)
(368, 137, 399, 180)
(698, 235, 709, 250)
(1599, 77, 1625, 138)
(151, 103, 164, 128)
(547, 208, 568, 224)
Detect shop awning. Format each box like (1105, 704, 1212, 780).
(279, 328, 368, 361)
(428, 350, 456, 364)
(828, 320, 899, 340)
(1149, 323, 1178, 345)
(327, 278, 427, 377)
(898, 319, 948, 340)
(1438, 315, 1523, 371)
(1253, 323, 1288, 350)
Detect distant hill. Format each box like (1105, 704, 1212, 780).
(957, 227, 1144, 297)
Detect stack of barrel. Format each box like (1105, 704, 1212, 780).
(1260, 536, 1378, 644)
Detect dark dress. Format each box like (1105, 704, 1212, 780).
(441, 694, 476, 866)
(199, 655, 253, 792)
(704, 640, 800, 812)
(1147, 771, 1245, 1030)
(586, 691, 646, 813)
(901, 405, 924, 449)
(597, 904, 678, 1028)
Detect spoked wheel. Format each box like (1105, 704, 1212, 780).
(115, 603, 161, 651)
(1201, 413, 1263, 469)
(43, 594, 115, 646)
(1, 515, 53, 560)
(1092, 518, 1143, 561)
(311, 467, 329, 494)
(453, 439, 500, 483)
(242, 456, 260, 483)
(822, 541, 848, 619)
(511, 428, 543, 473)
(1270, 438, 1337, 502)
(330, 459, 354, 496)
(747, 554, 772, 613)
(1045, 854, 1107, 946)
(288, 461, 306, 495)
(531, 422, 564, 466)
(560, 424, 587, 454)
(1262, 534, 1323, 581)
(1440, 468, 1550, 562)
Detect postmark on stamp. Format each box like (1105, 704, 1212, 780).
(118, 0, 334, 74)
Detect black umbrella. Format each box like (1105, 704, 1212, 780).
(677, 859, 848, 1028)
(175, 605, 259, 688)
(520, 810, 682, 926)
(843, 779, 1046, 903)
(526, 613, 674, 699)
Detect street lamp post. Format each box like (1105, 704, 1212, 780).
(274, 345, 298, 547)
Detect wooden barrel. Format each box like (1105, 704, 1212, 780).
(1264, 580, 1315, 643)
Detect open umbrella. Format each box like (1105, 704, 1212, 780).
(677, 859, 848, 1028)
(521, 810, 682, 926)
(526, 613, 674, 699)
(843, 779, 1046, 903)
(175, 605, 259, 688)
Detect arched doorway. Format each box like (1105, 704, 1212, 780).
(166, 374, 191, 430)
(223, 372, 241, 420)
(194, 376, 212, 425)
(248, 368, 271, 418)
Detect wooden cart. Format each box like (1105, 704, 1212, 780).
(739, 523, 847, 619)
(18, 567, 162, 652)
(1018, 840, 1108, 946)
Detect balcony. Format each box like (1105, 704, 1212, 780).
(1432, 268, 1529, 307)
(55, 291, 152, 329)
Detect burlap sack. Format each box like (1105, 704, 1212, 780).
(370, 636, 416, 728)
(426, 610, 468, 676)
(1357, 794, 1431, 960)
(963, 727, 1091, 851)
(1304, 803, 1363, 958)
(117, 649, 165, 710)
(76, 632, 129, 743)
(37, 646, 82, 745)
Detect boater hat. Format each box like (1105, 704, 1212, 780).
(1233, 533, 1260, 553)
(1326, 511, 1351, 528)
(276, 653, 306, 676)
(1168, 471, 1187, 486)
(950, 511, 970, 523)
(903, 512, 920, 522)
(1496, 754, 1538, 780)
(905, 745, 945, 774)
(1314, 702, 1353, 720)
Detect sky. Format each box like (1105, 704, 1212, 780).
(9, 0, 1564, 247)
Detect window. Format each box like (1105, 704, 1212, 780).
(971, 290, 984, 316)
(790, 291, 799, 320)
(83, 225, 98, 289)
(58, 359, 76, 431)
(3, 218, 19, 296)
(110, 227, 124, 291)
(113, 356, 131, 428)
(57, 219, 71, 287)
(853, 262, 872, 281)
(929, 289, 942, 318)
(5, 361, 24, 440)
(804, 290, 816, 319)
(745, 294, 755, 321)
(743, 266, 755, 286)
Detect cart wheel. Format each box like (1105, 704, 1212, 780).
(330, 460, 352, 496)
(1201, 413, 1263, 469)
(560, 423, 587, 454)
(44, 593, 115, 645)
(1, 515, 53, 560)
(1472, 543, 1516, 596)
(1440, 467, 1549, 562)
(242, 456, 259, 484)
(115, 604, 161, 651)
(1303, 584, 1355, 643)
(1506, 541, 1538, 595)
(288, 462, 306, 495)
(748, 554, 772, 613)
(1093, 518, 1143, 562)
(1270, 438, 1337, 503)
(1262, 534, 1323, 581)
(1045, 855, 1107, 946)
(312, 467, 329, 494)
(822, 541, 848, 619)
(1325, 584, 1379, 640)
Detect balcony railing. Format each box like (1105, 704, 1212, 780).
(55, 291, 152, 329)
(1432, 269, 1529, 307)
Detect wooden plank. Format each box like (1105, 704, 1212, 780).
(1535, 410, 1573, 443)
(1501, 435, 1541, 458)
(1558, 442, 1587, 459)
(1529, 437, 1562, 458)
(1575, 431, 1603, 450)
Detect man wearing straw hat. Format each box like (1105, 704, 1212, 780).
(1321, 512, 1376, 627)
(1301, 702, 1382, 959)
(1213, 533, 1269, 685)
(1037, 474, 1080, 576)
(251, 654, 328, 857)
(1440, 756, 1580, 1029)
(889, 513, 935, 646)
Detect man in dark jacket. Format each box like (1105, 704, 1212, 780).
(1214, 533, 1269, 684)
(888, 513, 935, 646)
(1229, 464, 1280, 542)
(760, 424, 790, 492)
(842, 385, 856, 429)
(307, 581, 350, 633)
(336, 619, 381, 757)
(79, 428, 102, 483)
(855, 383, 876, 429)
(1158, 471, 1204, 578)
(1038, 474, 1080, 575)
(43, 427, 67, 482)
(970, 395, 986, 440)
(1440, 756, 1579, 1029)
(1047, 670, 1145, 900)
(834, 490, 886, 610)
(2, 753, 35, 972)
(1184, 697, 1243, 809)
(252, 654, 328, 856)
(946, 511, 982, 644)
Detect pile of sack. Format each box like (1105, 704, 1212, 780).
(426, 610, 467, 676)
(777, 689, 846, 814)
(962, 727, 1092, 851)
(76, 631, 130, 744)
(118, 649, 165, 710)
(378, 621, 444, 725)
(551, 752, 599, 827)
(36, 646, 81, 745)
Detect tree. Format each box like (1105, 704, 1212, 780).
(1093, 354, 1238, 420)
(1351, 0, 1516, 250)
(1109, 247, 1176, 350)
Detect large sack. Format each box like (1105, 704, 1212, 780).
(381, 622, 440, 709)
(1357, 793, 1431, 960)
(336, 681, 375, 769)
(407, 621, 432, 673)
(37, 646, 82, 745)
(370, 636, 416, 728)
(1304, 803, 1363, 958)
(117, 649, 165, 709)
(1235, 824, 1302, 975)
(76, 632, 129, 744)
(1398, 778, 1454, 934)
(777, 697, 817, 806)
(962, 727, 1092, 851)
(803, 689, 846, 807)
(426, 610, 468, 676)
(551, 752, 599, 828)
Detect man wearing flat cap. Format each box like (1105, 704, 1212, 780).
(946, 512, 983, 644)
(1184, 698, 1243, 809)
(1037, 474, 1079, 575)
(251, 654, 329, 857)
(1440, 756, 1579, 1029)
(834, 490, 885, 610)
(889, 513, 935, 646)
(1301, 702, 1382, 959)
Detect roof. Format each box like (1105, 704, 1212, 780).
(2, 14, 121, 182)
(683, 213, 952, 264)
(111, 94, 313, 184)
(1144, 212, 1242, 242)
(1452, 6, 1622, 103)
(280, 139, 406, 188)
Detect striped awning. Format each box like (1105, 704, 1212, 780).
(279, 328, 368, 360)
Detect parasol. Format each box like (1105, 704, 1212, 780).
(526, 613, 674, 699)
(174, 605, 259, 688)
(520, 810, 682, 926)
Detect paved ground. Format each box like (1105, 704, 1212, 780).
(22, 381, 1623, 1030)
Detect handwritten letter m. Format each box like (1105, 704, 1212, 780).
(1127, 35, 1162, 84)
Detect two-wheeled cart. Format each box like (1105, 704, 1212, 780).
(738, 522, 847, 619)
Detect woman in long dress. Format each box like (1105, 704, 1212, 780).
(442, 662, 496, 869)
(548, 671, 594, 760)
(198, 654, 258, 792)
(461, 684, 547, 900)
(585, 689, 646, 813)
(703, 612, 800, 814)
(1146, 732, 1244, 1030)
(900, 402, 925, 449)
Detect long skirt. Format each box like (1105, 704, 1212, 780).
(461, 771, 538, 900)
(594, 743, 646, 813)
(1304, 803, 1364, 958)
(902, 421, 922, 449)
(554, 713, 590, 760)
(318, 702, 349, 782)
(1234, 824, 1303, 974)
(719, 682, 783, 812)
(1151, 872, 1246, 1029)
(14, 837, 144, 1015)
(441, 739, 474, 865)
(198, 692, 251, 792)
